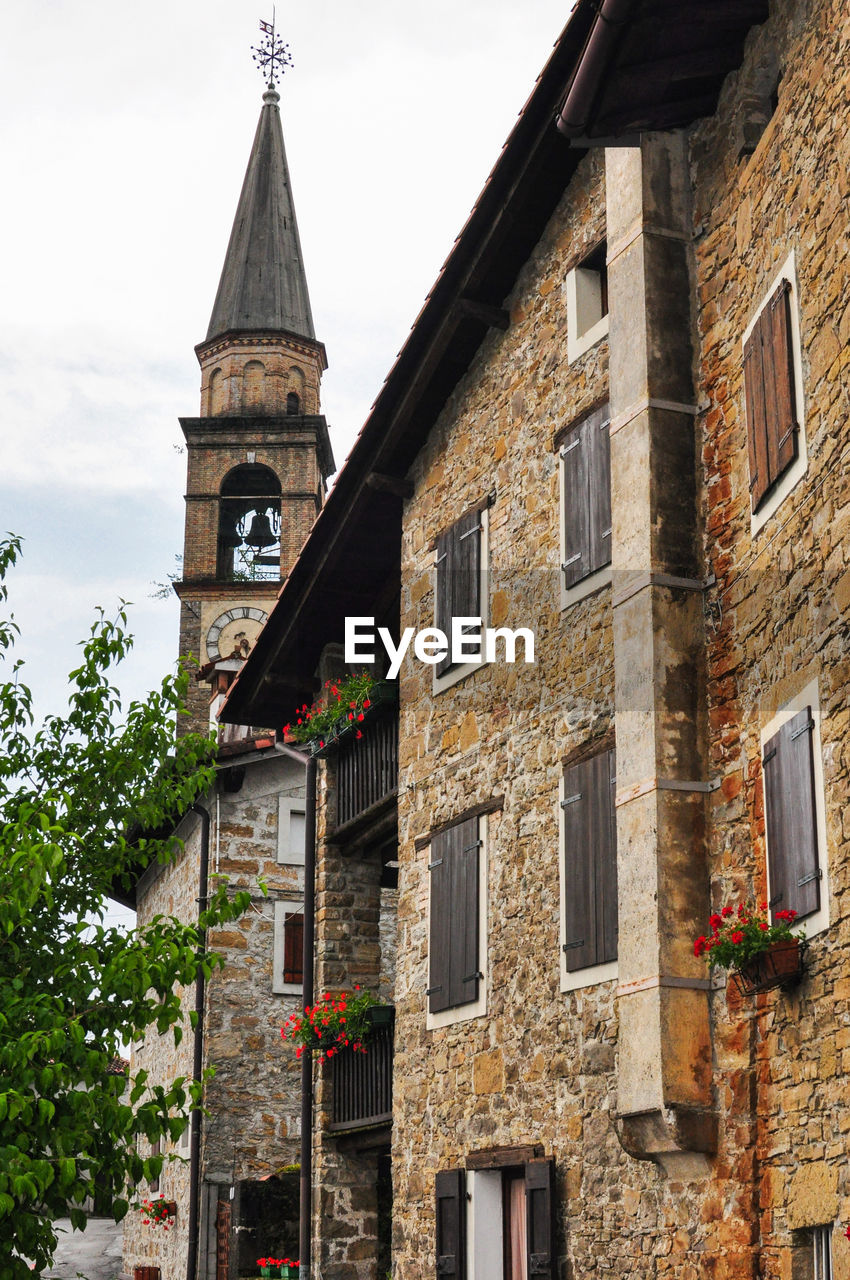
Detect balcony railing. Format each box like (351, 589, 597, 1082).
(336, 714, 398, 828)
(330, 1009, 394, 1132)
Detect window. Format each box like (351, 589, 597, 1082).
(558, 402, 611, 604)
(277, 796, 307, 865)
(761, 679, 830, 938)
(273, 900, 304, 993)
(743, 250, 807, 532)
(433, 504, 488, 691)
(286, 390, 301, 415)
(427, 816, 487, 1027)
(566, 241, 608, 363)
(812, 1226, 833, 1280)
(559, 745, 618, 992)
(437, 1160, 556, 1279)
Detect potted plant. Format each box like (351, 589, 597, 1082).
(257, 1260, 300, 1278)
(281, 986, 382, 1062)
(283, 672, 396, 756)
(133, 1270, 161, 1280)
(694, 901, 806, 995)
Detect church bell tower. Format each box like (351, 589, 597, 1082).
(174, 64, 334, 735)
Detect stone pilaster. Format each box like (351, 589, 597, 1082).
(606, 135, 716, 1174)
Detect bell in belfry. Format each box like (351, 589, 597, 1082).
(244, 511, 276, 548)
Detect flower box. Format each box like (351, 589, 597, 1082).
(731, 937, 806, 996)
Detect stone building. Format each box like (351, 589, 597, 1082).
(121, 76, 333, 1280)
(224, 0, 849, 1276)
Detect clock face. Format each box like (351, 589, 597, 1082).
(205, 607, 269, 661)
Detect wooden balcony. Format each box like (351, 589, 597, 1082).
(336, 713, 398, 829)
(329, 1009, 394, 1132)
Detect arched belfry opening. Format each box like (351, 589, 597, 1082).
(286, 391, 301, 415)
(217, 463, 282, 580)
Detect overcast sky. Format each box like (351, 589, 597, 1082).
(0, 0, 571, 757)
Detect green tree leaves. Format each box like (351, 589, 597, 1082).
(0, 537, 249, 1279)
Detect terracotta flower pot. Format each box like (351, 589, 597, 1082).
(732, 937, 805, 995)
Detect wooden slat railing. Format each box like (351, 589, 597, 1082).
(330, 1010, 394, 1131)
(336, 714, 398, 827)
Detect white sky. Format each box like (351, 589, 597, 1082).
(0, 0, 571, 727)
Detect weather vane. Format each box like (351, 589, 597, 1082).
(251, 10, 293, 89)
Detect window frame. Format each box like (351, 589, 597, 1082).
(743, 249, 808, 536)
(566, 241, 609, 364)
(426, 815, 488, 1030)
(557, 401, 612, 608)
(432, 505, 490, 695)
(760, 677, 831, 941)
(558, 745, 619, 993)
(277, 796, 307, 865)
(272, 898, 305, 994)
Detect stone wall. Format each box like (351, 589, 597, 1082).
(691, 0, 850, 1272)
(123, 750, 307, 1280)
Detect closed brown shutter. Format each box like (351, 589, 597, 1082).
(525, 1159, 556, 1278)
(435, 1168, 465, 1278)
(744, 279, 798, 512)
(764, 707, 821, 920)
(435, 509, 483, 676)
(597, 749, 618, 964)
(561, 403, 610, 588)
(562, 749, 617, 971)
(766, 279, 799, 476)
(283, 911, 303, 985)
(429, 818, 480, 1011)
(428, 828, 453, 1014)
(744, 320, 770, 511)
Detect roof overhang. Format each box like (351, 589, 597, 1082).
(556, 0, 770, 143)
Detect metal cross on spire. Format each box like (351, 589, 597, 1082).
(251, 9, 293, 89)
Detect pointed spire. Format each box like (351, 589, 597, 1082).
(206, 87, 316, 342)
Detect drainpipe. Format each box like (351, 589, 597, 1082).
(556, 0, 635, 138)
(276, 743, 316, 1280)
(187, 801, 210, 1280)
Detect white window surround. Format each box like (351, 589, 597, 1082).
(432, 507, 490, 696)
(760, 675, 831, 940)
(466, 1170, 504, 1278)
(744, 248, 808, 536)
(558, 775, 618, 993)
(272, 898, 305, 995)
(277, 796, 306, 865)
(425, 816, 488, 1030)
(566, 257, 609, 364)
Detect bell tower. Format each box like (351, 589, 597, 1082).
(175, 65, 334, 735)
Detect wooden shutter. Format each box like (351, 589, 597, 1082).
(561, 403, 610, 588)
(428, 828, 453, 1013)
(525, 1159, 556, 1279)
(766, 279, 799, 477)
(449, 817, 481, 1007)
(428, 817, 480, 1011)
(283, 911, 303, 985)
(562, 749, 617, 971)
(763, 707, 820, 920)
(435, 509, 483, 676)
(744, 279, 798, 512)
(435, 1168, 465, 1278)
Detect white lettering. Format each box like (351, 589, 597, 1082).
(344, 616, 376, 663)
(380, 627, 415, 679)
(484, 627, 535, 664)
(413, 628, 449, 665)
(451, 617, 483, 664)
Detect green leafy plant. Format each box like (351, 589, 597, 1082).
(0, 535, 251, 1278)
(284, 672, 378, 747)
(694, 901, 804, 970)
(281, 987, 380, 1062)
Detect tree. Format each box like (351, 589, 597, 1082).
(0, 537, 250, 1278)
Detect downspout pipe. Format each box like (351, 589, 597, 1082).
(187, 801, 210, 1280)
(556, 0, 635, 138)
(277, 742, 316, 1280)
